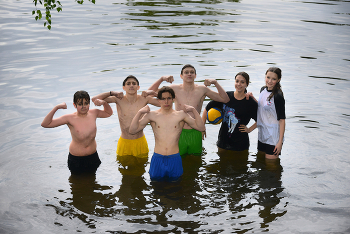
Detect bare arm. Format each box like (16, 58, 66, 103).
(239, 122, 257, 133)
(201, 108, 208, 139)
(147, 96, 161, 107)
(41, 102, 69, 128)
(246, 92, 258, 102)
(92, 91, 123, 104)
(183, 104, 206, 132)
(129, 105, 151, 134)
(148, 76, 174, 91)
(201, 108, 208, 124)
(142, 90, 161, 107)
(274, 119, 285, 155)
(93, 99, 113, 118)
(204, 79, 230, 103)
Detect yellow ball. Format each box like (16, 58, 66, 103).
(207, 108, 223, 124)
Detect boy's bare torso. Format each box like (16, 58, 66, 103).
(170, 84, 206, 129)
(67, 110, 98, 156)
(116, 95, 150, 139)
(148, 109, 185, 156)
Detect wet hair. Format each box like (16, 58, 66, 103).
(123, 75, 139, 86)
(181, 64, 196, 75)
(235, 71, 250, 93)
(265, 67, 283, 101)
(74, 90, 90, 105)
(157, 86, 175, 99)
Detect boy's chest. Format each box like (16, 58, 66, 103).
(70, 118, 97, 136)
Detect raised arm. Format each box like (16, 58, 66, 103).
(183, 104, 206, 132)
(91, 91, 123, 105)
(41, 102, 69, 128)
(148, 76, 174, 92)
(93, 99, 113, 118)
(129, 105, 151, 134)
(245, 92, 258, 102)
(204, 79, 230, 103)
(141, 90, 161, 107)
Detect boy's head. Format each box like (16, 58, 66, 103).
(74, 90, 90, 105)
(157, 86, 175, 100)
(123, 75, 140, 86)
(181, 64, 196, 75)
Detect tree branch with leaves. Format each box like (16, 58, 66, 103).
(32, 0, 96, 30)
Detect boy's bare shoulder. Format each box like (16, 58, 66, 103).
(169, 84, 181, 90)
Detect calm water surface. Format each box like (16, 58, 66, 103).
(0, 0, 350, 233)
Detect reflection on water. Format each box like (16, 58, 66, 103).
(205, 150, 286, 230)
(1, 0, 350, 232)
(45, 152, 287, 232)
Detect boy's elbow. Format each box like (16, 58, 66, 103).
(129, 125, 137, 135)
(41, 123, 51, 128)
(108, 110, 113, 117)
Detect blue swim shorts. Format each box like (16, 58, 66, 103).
(149, 152, 183, 181)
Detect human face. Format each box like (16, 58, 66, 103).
(75, 98, 90, 114)
(123, 78, 140, 93)
(265, 71, 280, 90)
(235, 75, 248, 93)
(180, 67, 196, 82)
(159, 92, 173, 109)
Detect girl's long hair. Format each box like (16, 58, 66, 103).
(266, 67, 283, 100)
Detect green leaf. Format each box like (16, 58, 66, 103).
(48, 25, 51, 30)
(32, 10, 35, 15)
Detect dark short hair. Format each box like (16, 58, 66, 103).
(123, 75, 139, 86)
(157, 86, 175, 99)
(74, 90, 90, 104)
(181, 64, 196, 75)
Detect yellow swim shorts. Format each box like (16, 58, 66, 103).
(116, 135, 149, 158)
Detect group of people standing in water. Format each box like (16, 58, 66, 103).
(41, 64, 285, 181)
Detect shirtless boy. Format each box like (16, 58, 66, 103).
(92, 75, 160, 158)
(41, 90, 113, 174)
(148, 64, 230, 156)
(129, 86, 206, 181)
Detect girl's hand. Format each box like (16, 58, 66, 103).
(238, 124, 249, 133)
(273, 141, 283, 155)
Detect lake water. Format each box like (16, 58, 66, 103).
(0, 0, 350, 233)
